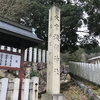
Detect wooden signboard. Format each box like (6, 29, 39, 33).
(0, 50, 21, 70)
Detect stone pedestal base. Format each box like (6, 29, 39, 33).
(41, 93, 65, 100)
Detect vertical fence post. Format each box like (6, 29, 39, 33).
(91, 64, 95, 82)
(38, 49, 41, 62)
(90, 64, 92, 82)
(83, 64, 87, 79)
(88, 64, 90, 81)
(0, 78, 8, 100)
(93, 64, 97, 83)
(18, 49, 21, 53)
(21, 79, 29, 100)
(24, 49, 28, 61)
(80, 63, 84, 77)
(96, 64, 99, 85)
(1, 45, 5, 50)
(95, 64, 98, 84)
(79, 63, 84, 77)
(69, 62, 100, 85)
(46, 51, 48, 63)
(29, 77, 39, 100)
(98, 64, 100, 84)
(29, 47, 33, 62)
(85, 63, 88, 80)
(7, 46, 11, 51)
(11, 78, 20, 100)
(33, 48, 37, 62)
(42, 50, 45, 63)
(77, 63, 79, 76)
(12, 48, 17, 52)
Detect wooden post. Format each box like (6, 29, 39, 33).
(24, 49, 28, 61)
(18, 47, 25, 100)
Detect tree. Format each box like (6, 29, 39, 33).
(79, 0, 100, 36)
(0, 0, 29, 22)
(85, 45, 100, 54)
(20, 0, 84, 52)
(61, 48, 87, 64)
(77, 0, 100, 50)
(0, 0, 99, 53)
(20, 0, 99, 52)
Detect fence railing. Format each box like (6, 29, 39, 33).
(69, 61, 100, 85)
(0, 45, 48, 63)
(0, 77, 39, 100)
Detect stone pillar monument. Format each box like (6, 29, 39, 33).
(47, 6, 60, 94)
(41, 6, 64, 100)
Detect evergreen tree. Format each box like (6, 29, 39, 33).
(20, 0, 84, 52)
(0, 0, 99, 53)
(78, 0, 100, 49)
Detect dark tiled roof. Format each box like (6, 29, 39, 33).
(0, 17, 43, 48)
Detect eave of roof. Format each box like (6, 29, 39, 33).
(88, 56, 100, 61)
(0, 17, 43, 46)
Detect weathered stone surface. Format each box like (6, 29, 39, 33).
(0, 62, 70, 95)
(41, 94, 64, 100)
(0, 69, 7, 78)
(88, 89, 93, 99)
(80, 84, 85, 91)
(66, 74, 71, 80)
(60, 64, 69, 74)
(39, 68, 47, 82)
(24, 62, 32, 67)
(96, 95, 100, 100)
(24, 67, 31, 78)
(39, 80, 46, 93)
(83, 86, 88, 94)
(77, 81, 100, 100)
(37, 62, 46, 70)
(32, 62, 37, 71)
(64, 65, 69, 74)
(60, 64, 65, 73)
(6, 73, 15, 79)
(60, 73, 66, 80)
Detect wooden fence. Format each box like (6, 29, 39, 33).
(0, 77, 39, 100)
(69, 61, 100, 85)
(0, 45, 48, 63)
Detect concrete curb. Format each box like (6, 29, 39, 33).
(77, 82, 100, 100)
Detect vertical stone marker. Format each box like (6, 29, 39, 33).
(42, 6, 64, 100)
(47, 6, 60, 94)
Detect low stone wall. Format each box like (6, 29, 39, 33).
(0, 62, 70, 94)
(77, 82, 100, 100)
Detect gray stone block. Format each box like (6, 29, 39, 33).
(84, 86, 88, 94)
(88, 89, 93, 99)
(41, 93, 64, 100)
(96, 95, 100, 100)
(80, 84, 85, 90)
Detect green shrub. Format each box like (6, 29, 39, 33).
(30, 70, 39, 78)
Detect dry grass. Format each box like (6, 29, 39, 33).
(62, 85, 89, 100)
(78, 79, 100, 96)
